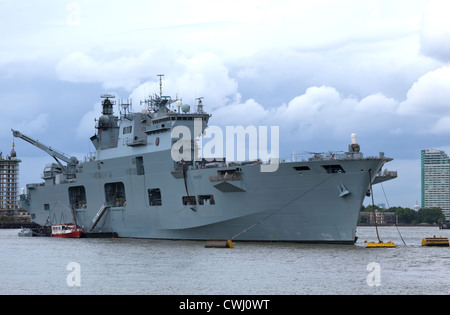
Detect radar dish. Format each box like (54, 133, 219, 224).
(181, 104, 190, 113)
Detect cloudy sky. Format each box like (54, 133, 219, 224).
(1, 0, 450, 208)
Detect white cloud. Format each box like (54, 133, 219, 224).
(16, 114, 50, 135)
(281, 86, 342, 119)
(356, 93, 399, 114)
(210, 84, 406, 145)
(212, 98, 269, 127)
(128, 52, 239, 110)
(420, 0, 450, 62)
(1, 112, 49, 138)
(76, 102, 102, 139)
(398, 66, 450, 116)
(56, 51, 155, 90)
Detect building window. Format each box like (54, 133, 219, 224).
(148, 188, 162, 206)
(104, 182, 126, 207)
(198, 195, 215, 205)
(322, 164, 346, 174)
(182, 196, 197, 205)
(69, 186, 87, 209)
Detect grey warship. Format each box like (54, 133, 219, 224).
(14, 77, 396, 244)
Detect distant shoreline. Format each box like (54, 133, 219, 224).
(0, 222, 444, 229)
(357, 223, 443, 227)
(0, 222, 40, 229)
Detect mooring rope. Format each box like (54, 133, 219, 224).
(369, 169, 382, 243)
(380, 182, 407, 245)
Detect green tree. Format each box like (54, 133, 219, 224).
(418, 207, 445, 224)
(390, 207, 417, 224)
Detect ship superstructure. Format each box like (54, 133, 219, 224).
(15, 76, 396, 244)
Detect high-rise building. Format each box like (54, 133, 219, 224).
(0, 144, 21, 212)
(421, 149, 450, 221)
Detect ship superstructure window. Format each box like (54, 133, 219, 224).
(198, 195, 215, 205)
(148, 188, 162, 206)
(105, 182, 126, 207)
(136, 156, 145, 175)
(69, 186, 87, 209)
(294, 166, 310, 171)
(123, 126, 132, 134)
(182, 196, 197, 205)
(322, 164, 346, 174)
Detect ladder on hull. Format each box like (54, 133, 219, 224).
(89, 204, 110, 232)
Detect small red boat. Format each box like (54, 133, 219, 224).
(51, 223, 83, 238)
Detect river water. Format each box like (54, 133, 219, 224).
(0, 226, 449, 295)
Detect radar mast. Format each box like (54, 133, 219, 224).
(157, 74, 164, 97)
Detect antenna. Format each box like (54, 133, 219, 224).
(101, 94, 115, 99)
(119, 98, 132, 117)
(196, 97, 204, 113)
(157, 74, 164, 97)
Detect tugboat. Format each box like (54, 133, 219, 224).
(18, 228, 33, 237)
(51, 223, 83, 238)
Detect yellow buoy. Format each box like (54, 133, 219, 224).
(421, 237, 449, 247)
(205, 239, 235, 248)
(366, 241, 396, 248)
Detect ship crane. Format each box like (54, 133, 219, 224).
(11, 129, 79, 176)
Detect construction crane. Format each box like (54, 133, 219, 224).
(11, 129, 79, 176)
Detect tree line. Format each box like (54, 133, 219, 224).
(360, 205, 446, 225)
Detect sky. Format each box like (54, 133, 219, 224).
(1, 0, 450, 208)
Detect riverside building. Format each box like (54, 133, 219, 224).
(0, 144, 21, 212)
(421, 149, 450, 221)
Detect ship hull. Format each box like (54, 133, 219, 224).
(20, 148, 387, 244)
(51, 231, 83, 238)
(51, 224, 83, 238)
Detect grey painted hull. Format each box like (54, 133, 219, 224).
(21, 149, 386, 244)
